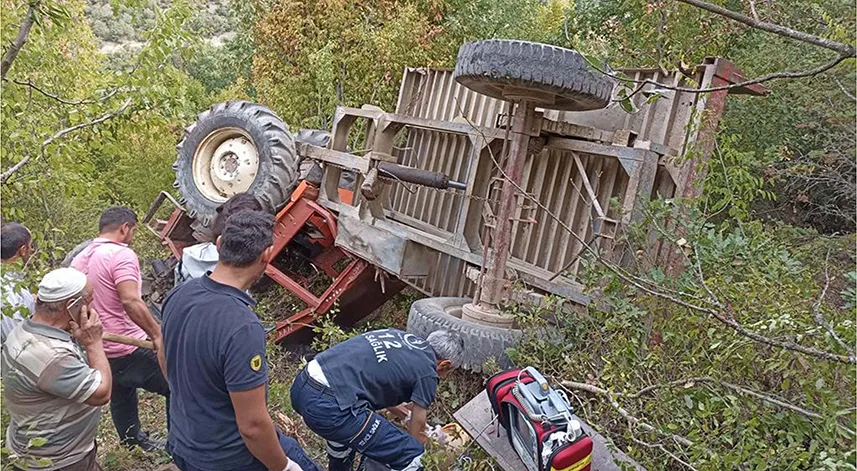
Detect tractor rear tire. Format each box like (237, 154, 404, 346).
(174, 101, 299, 230)
(406, 297, 522, 373)
(295, 128, 330, 185)
(453, 40, 614, 111)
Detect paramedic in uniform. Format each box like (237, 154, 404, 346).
(290, 328, 465, 471)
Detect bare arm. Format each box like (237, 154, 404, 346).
(83, 343, 112, 406)
(116, 280, 162, 344)
(156, 346, 168, 381)
(408, 404, 428, 444)
(230, 385, 290, 471)
(70, 304, 112, 406)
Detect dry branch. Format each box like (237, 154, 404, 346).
(610, 53, 850, 96)
(613, 265, 857, 364)
(596, 0, 856, 95)
(677, 0, 855, 56)
(627, 376, 824, 420)
(812, 251, 854, 355)
(560, 381, 695, 447)
(630, 436, 699, 471)
(835, 78, 857, 101)
(0, 99, 132, 184)
(0, 2, 38, 79)
(7, 78, 121, 105)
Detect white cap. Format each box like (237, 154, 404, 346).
(38, 268, 87, 302)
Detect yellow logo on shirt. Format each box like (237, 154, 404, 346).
(250, 354, 262, 371)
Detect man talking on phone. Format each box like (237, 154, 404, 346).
(2, 268, 112, 471)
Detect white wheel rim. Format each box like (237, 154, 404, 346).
(192, 128, 260, 203)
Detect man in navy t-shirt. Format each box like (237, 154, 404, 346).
(160, 211, 319, 471)
(290, 328, 464, 471)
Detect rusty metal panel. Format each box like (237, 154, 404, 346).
(403, 251, 475, 298)
(397, 65, 714, 155)
(397, 68, 501, 127)
(380, 61, 744, 299)
(335, 217, 433, 278)
(388, 129, 471, 234)
(543, 67, 708, 155)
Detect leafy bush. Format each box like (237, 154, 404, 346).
(509, 199, 856, 470)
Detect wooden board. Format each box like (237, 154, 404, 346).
(454, 391, 647, 471)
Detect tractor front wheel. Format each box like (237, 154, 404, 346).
(174, 101, 299, 239)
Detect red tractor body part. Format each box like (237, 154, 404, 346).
(143, 183, 402, 344)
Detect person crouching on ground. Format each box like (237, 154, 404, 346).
(160, 210, 319, 471)
(290, 328, 465, 471)
(1, 268, 112, 471)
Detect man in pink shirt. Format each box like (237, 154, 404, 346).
(72, 206, 169, 452)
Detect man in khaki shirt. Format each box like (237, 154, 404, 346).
(1, 268, 112, 471)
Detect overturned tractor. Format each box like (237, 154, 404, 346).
(144, 40, 765, 369)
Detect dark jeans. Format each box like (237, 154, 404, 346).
(290, 370, 424, 471)
(107, 347, 170, 444)
(171, 432, 320, 471)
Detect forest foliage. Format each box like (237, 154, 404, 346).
(0, 0, 854, 468)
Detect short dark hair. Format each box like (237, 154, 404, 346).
(211, 193, 263, 241)
(219, 211, 274, 267)
(1, 223, 31, 260)
(98, 207, 138, 233)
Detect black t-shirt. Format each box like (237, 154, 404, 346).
(161, 275, 270, 470)
(316, 329, 438, 411)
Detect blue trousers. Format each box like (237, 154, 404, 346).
(290, 370, 424, 471)
(172, 431, 319, 471)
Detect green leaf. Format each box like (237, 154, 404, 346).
(644, 92, 665, 104)
(683, 395, 694, 409)
(28, 437, 48, 448)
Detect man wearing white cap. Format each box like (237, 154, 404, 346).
(1, 268, 112, 471)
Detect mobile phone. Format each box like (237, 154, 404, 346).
(67, 296, 84, 323)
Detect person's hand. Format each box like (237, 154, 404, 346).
(387, 402, 412, 421)
(151, 335, 163, 354)
(282, 459, 304, 471)
(70, 304, 104, 348)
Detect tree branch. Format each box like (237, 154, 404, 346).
(6, 78, 121, 105)
(628, 376, 824, 420)
(609, 53, 850, 96)
(1, 2, 38, 79)
(812, 251, 854, 355)
(835, 78, 857, 102)
(630, 436, 699, 471)
(0, 99, 132, 184)
(594, 0, 857, 96)
(615, 265, 856, 364)
(677, 0, 856, 57)
(747, 0, 759, 20)
(560, 381, 695, 447)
